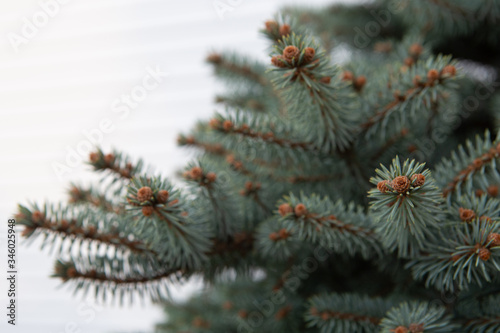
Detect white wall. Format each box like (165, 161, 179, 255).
(0, 0, 350, 332)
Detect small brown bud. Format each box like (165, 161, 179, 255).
(319, 76, 331, 84)
(373, 41, 392, 53)
(478, 247, 491, 261)
(142, 206, 154, 216)
(441, 65, 456, 76)
(206, 53, 222, 64)
(480, 215, 492, 223)
(275, 306, 291, 320)
(487, 233, 500, 246)
(32, 210, 44, 222)
(487, 185, 498, 197)
(104, 153, 115, 165)
(294, 203, 307, 217)
(342, 70, 354, 81)
(459, 207, 475, 222)
(413, 75, 422, 86)
(66, 267, 78, 278)
(473, 158, 483, 169)
(244, 181, 253, 191)
(303, 47, 315, 63)
(279, 24, 291, 36)
(411, 174, 425, 187)
(353, 75, 367, 91)
(279, 203, 293, 216)
(190, 167, 203, 179)
(136, 186, 153, 202)
(476, 189, 485, 197)
(393, 326, 409, 333)
(409, 43, 423, 57)
(222, 301, 233, 310)
(209, 118, 220, 128)
(206, 172, 217, 183)
(391, 176, 411, 193)
(271, 55, 287, 68)
(283, 45, 300, 63)
(238, 310, 248, 319)
(222, 120, 233, 131)
(269, 232, 279, 241)
(427, 69, 439, 82)
(408, 323, 424, 333)
(278, 228, 290, 239)
(265, 20, 278, 32)
(377, 180, 390, 193)
(156, 190, 169, 204)
(404, 57, 414, 66)
(89, 152, 99, 163)
(321, 312, 330, 321)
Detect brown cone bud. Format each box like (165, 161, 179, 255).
(459, 207, 475, 222)
(283, 45, 300, 63)
(32, 210, 44, 222)
(408, 323, 424, 333)
(487, 233, 500, 246)
(156, 190, 169, 204)
(137, 186, 153, 202)
(377, 180, 390, 193)
(265, 20, 278, 32)
(222, 301, 233, 310)
(479, 248, 491, 261)
(294, 203, 307, 217)
(320, 76, 331, 84)
(278, 228, 290, 239)
(104, 153, 115, 165)
(411, 174, 425, 187)
(394, 326, 409, 333)
(209, 118, 220, 128)
(206, 172, 217, 182)
(409, 43, 423, 57)
(391, 176, 410, 193)
(66, 267, 77, 278)
(279, 24, 291, 36)
(353, 75, 366, 91)
(279, 203, 293, 216)
(89, 152, 99, 163)
(441, 65, 456, 76)
(342, 70, 354, 81)
(487, 185, 498, 197)
(206, 53, 222, 64)
(142, 206, 154, 217)
(269, 232, 279, 241)
(223, 120, 233, 131)
(427, 69, 439, 82)
(271, 55, 287, 68)
(303, 47, 315, 63)
(190, 167, 203, 179)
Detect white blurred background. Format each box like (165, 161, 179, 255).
(0, 0, 348, 332)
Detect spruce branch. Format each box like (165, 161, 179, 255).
(277, 193, 382, 259)
(407, 220, 500, 292)
(127, 176, 211, 269)
(67, 183, 125, 214)
(368, 156, 444, 257)
(436, 130, 500, 201)
(15, 204, 154, 256)
(305, 293, 392, 333)
(379, 301, 457, 333)
(269, 33, 358, 152)
(88, 148, 143, 182)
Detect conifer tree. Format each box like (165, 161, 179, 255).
(14, 1, 500, 332)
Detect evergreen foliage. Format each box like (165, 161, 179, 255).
(14, 0, 500, 332)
